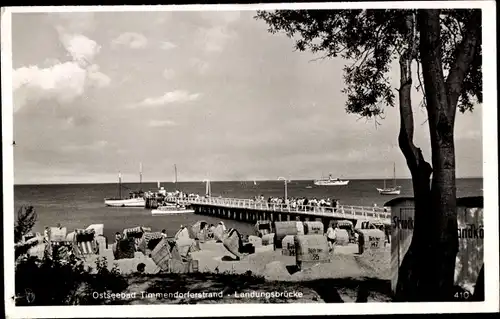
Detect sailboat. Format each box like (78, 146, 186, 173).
(377, 163, 401, 195)
(104, 164, 146, 207)
(203, 179, 212, 197)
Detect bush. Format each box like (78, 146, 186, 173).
(14, 206, 37, 243)
(15, 256, 128, 305)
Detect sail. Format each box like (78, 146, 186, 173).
(174, 164, 178, 184)
(118, 171, 122, 199)
(139, 162, 143, 189)
(205, 180, 211, 196)
(393, 162, 396, 187)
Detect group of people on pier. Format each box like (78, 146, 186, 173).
(250, 195, 341, 212)
(164, 190, 388, 216)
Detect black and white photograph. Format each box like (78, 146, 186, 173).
(2, 2, 498, 317)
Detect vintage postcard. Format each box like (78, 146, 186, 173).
(2, 2, 498, 318)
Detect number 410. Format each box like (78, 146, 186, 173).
(454, 291, 471, 300)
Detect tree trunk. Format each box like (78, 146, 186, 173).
(419, 9, 459, 301)
(394, 12, 435, 302)
(471, 264, 484, 301)
(396, 9, 480, 302)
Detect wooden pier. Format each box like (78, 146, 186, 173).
(165, 196, 391, 227)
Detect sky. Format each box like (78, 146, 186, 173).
(10, 10, 483, 184)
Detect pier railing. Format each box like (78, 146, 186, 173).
(165, 196, 391, 222)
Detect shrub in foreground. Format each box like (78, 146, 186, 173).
(15, 256, 128, 305)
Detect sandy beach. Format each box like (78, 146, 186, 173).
(82, 239, 391, 304)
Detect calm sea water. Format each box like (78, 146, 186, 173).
(14, 179, 483, 240)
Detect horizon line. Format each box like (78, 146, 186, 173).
(13, 176, 484, 186)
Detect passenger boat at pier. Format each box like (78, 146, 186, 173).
(314, 175, 349, 186)
(151, 203, 194, 215)
(376, 162, 401, 195)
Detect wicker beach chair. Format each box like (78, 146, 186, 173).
(72, 229, 98, 260)
(50, 241, 74, 261)
(138, 232, 164, 256)
(114, 237, 136, 260)
(15, 235, 46, 260)
(123, 226, 152, 249)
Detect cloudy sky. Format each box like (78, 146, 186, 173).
(11, 10, 483, 184)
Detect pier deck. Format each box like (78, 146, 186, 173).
(165, 196, 391, 224)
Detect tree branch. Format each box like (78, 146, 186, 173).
(440, 17, 459, 48)
(351, 47, 374, 69)
(445, 10, 481, 112)
(308, 53, 332, 63)
(416, 60, 427, 107)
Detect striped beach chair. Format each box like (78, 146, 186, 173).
(123, 226, 151, 239)
(123, 226, 150, 251)
(73, 229, 98, 259)
(138, 232, 164, 256)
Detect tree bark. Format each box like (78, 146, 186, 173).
(394, 12, 434, 301)
(418, 9, 458, 301)
(396, 9, 480, 302)
(418, 9, 480, 301)
(471, 264, 484, 301)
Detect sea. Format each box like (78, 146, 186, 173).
(14, 178, 483, 241)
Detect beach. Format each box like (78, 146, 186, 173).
(73, 236, 392, 304)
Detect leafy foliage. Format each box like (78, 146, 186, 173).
(14, 206, 37, 243)
(255, 9, 482, 116)
(15, 256, 127, 305)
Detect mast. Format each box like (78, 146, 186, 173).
(118, 171, 122, 199)
(393, 162, 396, 188)
(174, 164, 178, 190)
(139, 162, 143, 191)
